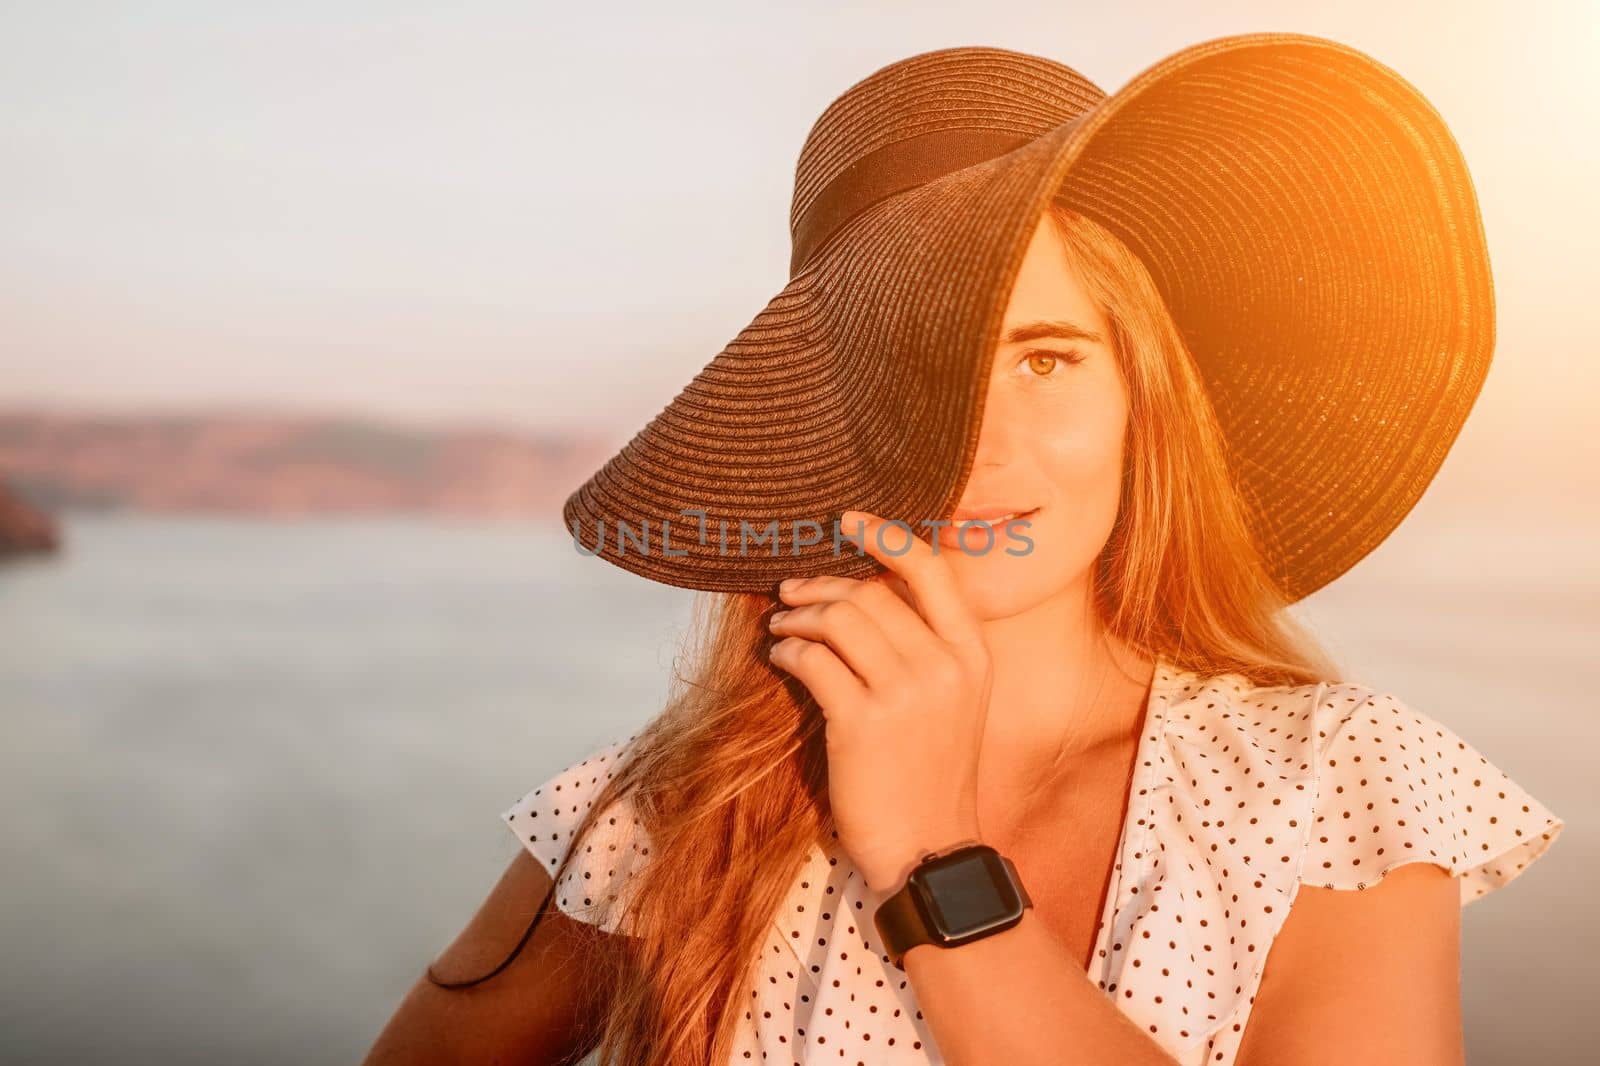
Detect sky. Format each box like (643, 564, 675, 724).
(2, 1, 1596, 467)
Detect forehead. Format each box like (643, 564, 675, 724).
(1000, 213, 1105, 336)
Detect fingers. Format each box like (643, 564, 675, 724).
(775, 574, 943, 664)
(839, 510, 983, 648)
(767, 636, 868, 715)
(775, 599, 909, 692)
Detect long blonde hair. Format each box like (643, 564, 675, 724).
(436, 201, 1343, 1063)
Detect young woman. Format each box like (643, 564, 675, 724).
(365, 35, 1564, 1066)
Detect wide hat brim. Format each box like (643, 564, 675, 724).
(563, 32, 1494, 602)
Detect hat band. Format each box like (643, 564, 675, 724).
(789, 127, 1033, 276)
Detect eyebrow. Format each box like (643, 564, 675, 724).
(1001, 319, 1104, 345)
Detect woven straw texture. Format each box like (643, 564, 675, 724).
(563, 33, 1493, 602)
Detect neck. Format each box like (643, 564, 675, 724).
(977, 577, 1156, 780)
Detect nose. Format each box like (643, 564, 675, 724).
(969, 379, 1018, 470)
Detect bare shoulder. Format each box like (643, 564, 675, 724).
(1236, 861, 1463, 1065)
(363, 849, 627, 1066)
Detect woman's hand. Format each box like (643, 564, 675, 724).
(767, 509, 994, 895)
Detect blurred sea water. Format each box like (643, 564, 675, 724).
(0, 511, 1589, 1065)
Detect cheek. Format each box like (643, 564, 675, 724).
(1027, 397, 1126, 507)
(947, 382, 1129, 615)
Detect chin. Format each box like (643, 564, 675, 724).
(945, 548, 1070, 621)
(940, 506, 1102, 620)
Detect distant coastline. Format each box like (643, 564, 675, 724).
(0, 408, 615, 520)
(0, 473, 59, 555)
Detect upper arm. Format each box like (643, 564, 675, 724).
(362, 849, 627, 1066)
(1236, 861, 1463, 1066)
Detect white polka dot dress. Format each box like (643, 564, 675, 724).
(500, 736, 653, 938)
(500, 657, 1564, 1064)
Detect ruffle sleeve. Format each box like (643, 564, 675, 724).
(1302, 689, 1564, 904)
(499, 735, 652, 935)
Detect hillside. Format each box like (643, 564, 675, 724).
(0, 409, 616, 520)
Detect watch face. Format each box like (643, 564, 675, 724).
(913, 847, 1024, 939)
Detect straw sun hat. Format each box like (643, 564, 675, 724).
(561, 32, 1494, 602)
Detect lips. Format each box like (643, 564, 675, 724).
(937, 506, 1038, 551)
(947, 506, 1038, 524)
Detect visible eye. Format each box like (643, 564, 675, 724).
(1017, 348, 1085, 377)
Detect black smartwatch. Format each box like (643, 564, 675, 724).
(872, 840, 1033, 971)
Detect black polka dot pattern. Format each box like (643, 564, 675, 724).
(500, 661, 1564, 1065)
(499, 735, 651, 937)
(1303, 690, 1564, 901)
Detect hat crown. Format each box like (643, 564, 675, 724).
(787, 47, 1105, 273)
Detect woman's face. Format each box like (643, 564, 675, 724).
(938, 213, 1129, 620)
